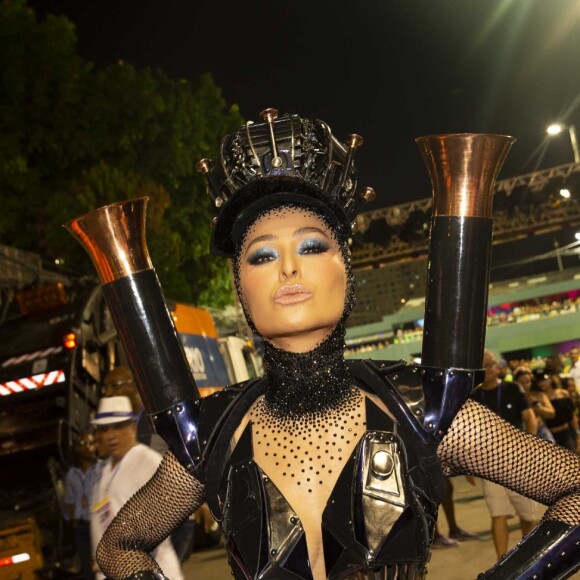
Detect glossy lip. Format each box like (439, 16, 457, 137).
(274, 284, 313, 304)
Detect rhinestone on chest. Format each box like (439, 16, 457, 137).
(250, 389, 365, 494)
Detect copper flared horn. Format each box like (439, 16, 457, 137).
(65, 197, 201, 413)
(65, 197, 152, 285)
(416, 134, 516, 219)
(417, 133, 516, 370)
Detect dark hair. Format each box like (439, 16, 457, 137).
(513, 368, 531, 381)
(531, 368, 550, 383)
(544, 355, 562, 375)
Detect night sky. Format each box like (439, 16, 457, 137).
(28, 0, 580, 209)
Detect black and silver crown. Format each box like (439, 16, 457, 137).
(197, 108, 376, 257)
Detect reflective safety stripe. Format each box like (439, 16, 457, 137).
(0, 370, 65, 396)
(0, 552, 31, 566)
(1, 346, 63, 368)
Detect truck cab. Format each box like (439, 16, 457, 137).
(219, 335, 262, 384)
(0, 282, 117, 455)
(0, 280, 118, 578)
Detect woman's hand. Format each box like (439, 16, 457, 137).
(195, 503, 219, 534)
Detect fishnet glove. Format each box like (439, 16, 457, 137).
(97, 451, 205, 580)
(438, 399, 580, 524)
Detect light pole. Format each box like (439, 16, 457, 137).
(553, 237, 564, 271)
(547, 123, 580, 164)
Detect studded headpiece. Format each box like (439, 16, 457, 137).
(197, 108, 376, 257)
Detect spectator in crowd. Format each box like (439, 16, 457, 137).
(101, 366, 167, 454)
(93, 425, 110, 485)
(533, 369, 579, 453)
(562, 374, 580, 419)
(471, 349, 538, 560)
(514, 366, 556, 443)
(486, 298, 577, 327)
(566, 346, 580, 390)
(91, 423, 111, 530)
(101, 367, 197, 562)
(432, 476, 478, 548)
(64, 432, 97, 580)
(498, 358, 512, 382)
(507, 358, 521, 376)
(90, 396, 183, 580)
(545, 354, 564, 376)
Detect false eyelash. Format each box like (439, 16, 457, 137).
(247, 247, 279, 265)
(298, 238, 330, 254)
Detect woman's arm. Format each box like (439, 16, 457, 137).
(534, 392, 556, 420)
(438, 399, 580, 579)
(561, 392, 578, 425)
(97, 451, 205, 580)
(565, 395, 580, 452)
(521, 407, 537, 435)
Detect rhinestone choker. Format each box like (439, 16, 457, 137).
(261, 322, 356, 419)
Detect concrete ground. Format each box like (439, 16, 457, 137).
(182, 476, 579, 579)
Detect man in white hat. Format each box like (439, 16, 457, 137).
(90, 396, 183, 580)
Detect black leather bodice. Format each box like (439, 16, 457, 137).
(197, 360, 448, 579)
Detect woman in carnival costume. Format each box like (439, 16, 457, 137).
(69, 109, 580, 579)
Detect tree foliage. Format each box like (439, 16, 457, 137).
(0, 0, 243, 307)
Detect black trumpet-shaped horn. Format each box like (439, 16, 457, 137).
(416, 133, 516, 370)
(65, 197, 201, 417)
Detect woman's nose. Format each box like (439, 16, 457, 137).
(279, 252, 299, 281)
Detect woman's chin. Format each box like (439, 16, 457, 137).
(267, 327, 336, 353)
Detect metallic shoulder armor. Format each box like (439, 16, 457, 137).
(350, 359, 484, 442)
(150, 378, 265, 481)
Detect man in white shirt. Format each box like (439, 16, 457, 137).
(90, 396, 183, 580)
